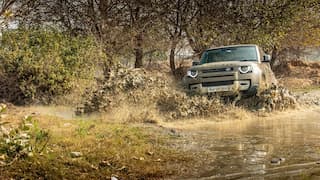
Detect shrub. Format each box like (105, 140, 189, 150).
(0, 113, 50, 164)
(0, 29, 106, 104)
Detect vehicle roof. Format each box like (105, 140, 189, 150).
(206, 44, 258, 51)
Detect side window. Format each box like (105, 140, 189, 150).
(200, 51, 208, 64)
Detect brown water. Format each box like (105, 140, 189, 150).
(166, 107, 320, 179)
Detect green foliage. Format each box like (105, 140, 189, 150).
(0, 104, 7, 114)
(75, 121, 95, 137)
(0, 115, 50, 163)
(184, 0, 319, 55)
(24, 116, 50, 154)
(0, 29, 106, 104)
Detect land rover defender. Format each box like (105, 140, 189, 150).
(183, 44, 276, 96)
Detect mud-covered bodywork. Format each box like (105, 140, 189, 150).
(183, 44, 276, 96)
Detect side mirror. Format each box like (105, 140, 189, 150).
(192, 61, 200, 66)
(263, 54, 271, 62)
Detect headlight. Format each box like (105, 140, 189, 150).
(238, 65, 253, 74)
(187, 69, 198, 78)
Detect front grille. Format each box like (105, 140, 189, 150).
(202, 81, 234, 87)
(202, 74, 234, 79)
(202, 67, 233, 73)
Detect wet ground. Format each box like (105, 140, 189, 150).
(17, 91, 320, 179)
(166, 107, 320, 179)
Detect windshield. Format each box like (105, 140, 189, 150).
(200, 46, 258, 64)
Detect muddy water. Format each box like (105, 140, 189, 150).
(175, 107, 320, 179)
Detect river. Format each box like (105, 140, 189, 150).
(164, 107, 320, 179)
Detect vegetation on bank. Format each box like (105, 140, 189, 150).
(0, 107, 191, 179)
(0, 29, 106, 105)
(0, 1, 319, 72)
(274, 60, 320, 91)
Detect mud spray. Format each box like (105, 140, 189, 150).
(75, 64, 298, 122)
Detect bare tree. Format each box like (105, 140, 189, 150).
(6, 0, 320, 69)
(0, 0, 16, 16)
(162, 0, 198, 74)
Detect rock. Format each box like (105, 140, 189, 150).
(70, 152, 82, 158)
(99, 160, 111, 167)
(111, 176, 118, 180)
(90, 164, 98, 170)
(117, 166, 128, 172)
(146, 151, 154, 156)
(31, 112, 40, 116)
(271, 157, 285, 165)
(170, 129, 176, 134)
(270, 158, 280, 165)
(279, 157, 286, 162)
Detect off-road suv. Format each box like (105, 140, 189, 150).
(183, 44, 276, 96)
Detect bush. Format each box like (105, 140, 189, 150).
(0, 110, 50, 164)
(0, 29, 106, 104)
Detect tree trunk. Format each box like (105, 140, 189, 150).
(185, 29, 204, 58)
(169, 40, 177, 75)
(134, 33, 143, 68)
(271, 45, 278, 68)
(88, 0, 102, 39)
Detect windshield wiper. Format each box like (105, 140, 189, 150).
(240, 59, 256, 61)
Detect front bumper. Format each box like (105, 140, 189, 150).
(183, 71, 260, 95)
(187, 80, 251, 95)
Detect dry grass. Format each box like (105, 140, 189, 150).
(275, 60, 320, 91)
(103, 104, 161, 124)
(0, 107, 192, 179)
(217, 107, 253, 121)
